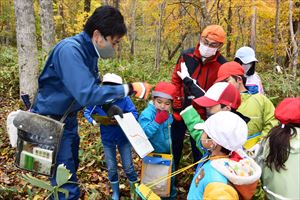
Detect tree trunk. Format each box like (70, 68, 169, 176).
(289, 0, 298, 77)
(168, 32, 188, 61)
(155, 0, 166, 69)
(58, 0, 66, 38)
(226, 0, 232, 58)
(40, 0, 55, 58)
(199, 0, 211, 26)
(128, 0, 136, 55)
(113, 0, 119, 9)
(274, 0, 280, 65)
(250, 0, 257, 51)
(101, 0, 109, 5)
(14, 0, 39, 100)
(84, 0, 91, 12)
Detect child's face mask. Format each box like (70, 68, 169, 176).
(242, 63, 252, 75)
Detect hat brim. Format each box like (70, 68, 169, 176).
(239, 57, 258, 64)
(215, 75, 230, 83)
(193, 96, 220, 108)
(152, 91, 173, 100)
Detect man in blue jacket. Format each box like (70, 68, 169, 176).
(31, 6, 151, 199)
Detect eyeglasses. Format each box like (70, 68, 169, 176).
(201, 37, 222, 48)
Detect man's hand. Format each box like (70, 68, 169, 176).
(177, 62, 190, 80)
(155, 110, 169, 124)
(102, 104, 124, 118)
(128, 82, 152, 99)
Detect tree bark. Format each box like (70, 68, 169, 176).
(274, 0, 280, 65)
(155, 0, 166, 69)
(250, 0, 257, 51)
(289, 0, 298, 77)
(101, 0, 108, 5)
(128, 0, 136, 55)
(113, 0, 119, 9)
(14, 0, 39, 100)
(199, 0, 211, 26)
(40, 0, 55, 58)
(84, 0, 91, 12)
(226, 0, 232, 58)
(168, 32, 188, 61)
(58, 0, 66, 38)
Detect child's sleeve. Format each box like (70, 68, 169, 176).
(138, 110, 160, 139)
(180, 105, 205, 153)
(83, 106, 96, 124)
(124, 97, 139, 120)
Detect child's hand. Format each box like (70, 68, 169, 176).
(155, 110, 169, 124)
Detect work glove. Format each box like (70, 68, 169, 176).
(155, 110, 169, 124)
(128, 82, 152, 100)
(173, 112, 182, 121)
(176, 62, 190, 80)
(102, 103, 123, 118)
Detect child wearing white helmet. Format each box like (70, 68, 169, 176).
(187, 111, 262, 200)
(84, 73, 138, 200)
(234, 46, 264, 94)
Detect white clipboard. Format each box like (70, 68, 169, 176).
(115, 113, 154, 158)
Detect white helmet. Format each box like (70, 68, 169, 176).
(194, 111, 248, 151)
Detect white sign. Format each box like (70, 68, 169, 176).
(115, 113, 154, 158)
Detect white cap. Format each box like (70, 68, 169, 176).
(235, 46, 258, 64)
(194, 111, 248, 151)
(102, 73, 123, 84)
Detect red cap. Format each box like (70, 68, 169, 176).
(215, 61, 245, 83)
(152, 82, 176, 100)
(192, 82, 241, 110)
(275, 98, 300, 125)
(201, 25, 226, 43)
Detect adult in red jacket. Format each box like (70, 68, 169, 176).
(171, 25, 227, 170)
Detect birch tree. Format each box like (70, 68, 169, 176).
(250, 0, 257, 51)
(40, 0, 55, 57)
(289, 0, 298, 77)
(274, 0, 280, 65)
(155, 0, 166, 69)
(14, 0, 39, 100)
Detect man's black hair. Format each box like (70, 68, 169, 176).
(84, 6, 127, 38)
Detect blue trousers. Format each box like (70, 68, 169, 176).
(103, 142, 138, 182)
(50, 115, 80, 200)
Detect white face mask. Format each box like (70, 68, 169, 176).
(199, 42, 218, 58)
(242, 63, 252, 75)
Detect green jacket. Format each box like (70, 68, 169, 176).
(238, 93, 278, 149)
(181, 106, 205, 155)
(261, 127, 300, 199)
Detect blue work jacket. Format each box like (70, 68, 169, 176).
(31, 31, 125, 116)
(84, 97, 138, 146)
(138, 102, 173, 154)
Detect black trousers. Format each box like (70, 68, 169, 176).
(171, 119, 202, 170)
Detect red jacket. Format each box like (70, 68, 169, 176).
(171, 43, 227, 112)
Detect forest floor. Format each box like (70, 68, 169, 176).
(0, 97, 194, 200)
